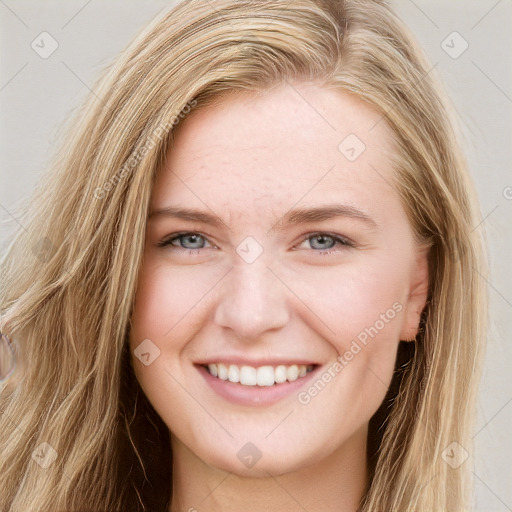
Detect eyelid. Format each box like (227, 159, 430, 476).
(293, 232, 356, 252)
(156, 231, 216, 249)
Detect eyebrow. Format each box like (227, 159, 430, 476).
(276, 204, 377, 231)
(148, 204, 378, 232)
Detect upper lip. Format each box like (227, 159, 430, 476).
(195, 357, 320, 367)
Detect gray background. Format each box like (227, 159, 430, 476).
(1, 1, 511, 510)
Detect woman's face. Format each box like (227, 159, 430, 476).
(129, 83, 428, 476)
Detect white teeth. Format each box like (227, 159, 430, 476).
(274, 365, 287, 384)
(228, 364, 239, 383)
(205, 363, 314, 386)
(208, 363, 218, 377)
(240, 366, 257, 386)
(286, 364, 299, 382)
(217, 363, 228, 380)
(256, 366, 274, 386)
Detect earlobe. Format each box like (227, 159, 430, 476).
(400, 244, 430, 342)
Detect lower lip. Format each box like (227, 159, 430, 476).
(197, 365, 320, 407)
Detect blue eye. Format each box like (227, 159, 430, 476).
(157, 232, 212, 251)
(299, 233, 354, 253)
(308, 234, 337, 250)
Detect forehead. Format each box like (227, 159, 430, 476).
(152, 83, 399, 223)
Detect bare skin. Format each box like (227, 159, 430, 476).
(129, 82, 429, 512)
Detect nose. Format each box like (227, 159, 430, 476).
(213, 258, 290, 341)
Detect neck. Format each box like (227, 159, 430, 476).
(169, 426, 368, 512)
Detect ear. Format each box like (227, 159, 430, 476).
(400, 244, 430, 341)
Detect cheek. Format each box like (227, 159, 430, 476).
(128, 261, 213, 430)
(128, 259, 228, 402)
(287, 255, 408, 410)
(283, 253, 409, 348)
(292, 279, 403, 444)
(130, 260, 221, 344)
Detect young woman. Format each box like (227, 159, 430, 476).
(0, 1, 487, 511)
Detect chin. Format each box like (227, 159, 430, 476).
(199, 437, 322, 478)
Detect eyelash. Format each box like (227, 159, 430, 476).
(156, 231, 355, 256)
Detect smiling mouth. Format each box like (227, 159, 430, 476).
(204, 363, 316, 387)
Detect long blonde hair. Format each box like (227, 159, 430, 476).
(0, 1, 487, 510)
